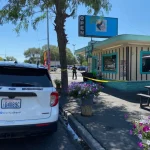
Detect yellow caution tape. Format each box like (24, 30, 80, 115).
(83, 77, 126, 83)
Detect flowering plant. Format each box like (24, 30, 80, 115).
(130, 115, 150, 150)
(68, 82, 103, 99)
(54, 79, 61, 85)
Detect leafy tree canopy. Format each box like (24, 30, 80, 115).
(0, 57, 3, 61)
(6, 56, 17, 61)
(77, 54, 85, 65)
(24, 44, 76, 65)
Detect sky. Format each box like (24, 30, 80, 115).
(0, 0, 150, 62)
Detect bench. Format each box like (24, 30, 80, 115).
(145, 86, 150, 94)
(137, 94, 150, 108)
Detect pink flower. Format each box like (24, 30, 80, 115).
(129, 130, 133, 135)
(138, 142, 143, 148)
(133, 124, 136, 129)
(143, 126, 149, 132)
(139, 123, 143, 126)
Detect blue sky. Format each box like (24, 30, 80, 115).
(0, 0, 150, 62)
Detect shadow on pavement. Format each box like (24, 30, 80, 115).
(0, 122, 77, 150)
(102, 86, 148, 104)
(63, 96, 147, 150)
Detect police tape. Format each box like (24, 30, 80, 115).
(83, 77, 126, 83)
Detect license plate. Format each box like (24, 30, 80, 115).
(1, 99, 21, 109)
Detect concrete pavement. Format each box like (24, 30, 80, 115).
(59, 76, 150, 150)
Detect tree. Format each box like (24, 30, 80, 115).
(24, 44, 76, 65)
(24, 48, 41, 64)
(6, 56, 17, 61)
(41, 45, 60, 64)
(77, 54, 85, 65)
(82, 61, 88, 66)
(41, 44, 76, 65)
(0, 0, 111, 96)
(0, 57, 3, 61)
(66, 48, 77, 65)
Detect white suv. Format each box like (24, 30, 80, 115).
(50, 66, 57, 71)
(0, 61, 59, 138)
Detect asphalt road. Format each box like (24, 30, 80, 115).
(0, 122, 78, 150)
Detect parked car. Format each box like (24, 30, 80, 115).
(67, 65, 73, 70)
(78, 66, 87, 71)
(69, 66, 73, 70)
(50, 66, 57, 71)
(0, 61, 59, 138)
(57, 65, 61, 68)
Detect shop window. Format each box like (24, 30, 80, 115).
(102, 53, 117, 73)
(140, 51, 150, 74)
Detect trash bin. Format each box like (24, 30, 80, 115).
(81, 72, 93, 82)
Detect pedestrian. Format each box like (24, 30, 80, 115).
(72, 65, 77, 80)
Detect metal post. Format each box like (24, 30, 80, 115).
(73, 44, 76, 64)
(47, 7, 50, 70)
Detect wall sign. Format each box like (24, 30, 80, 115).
(78, 15, 118, 38)
(78, 15, 85, 36)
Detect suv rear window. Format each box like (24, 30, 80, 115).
(0, 66, 53, 87)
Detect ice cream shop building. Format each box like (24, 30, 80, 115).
(76, 16, 150, 92)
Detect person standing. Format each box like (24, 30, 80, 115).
(72, 65, 77, 80)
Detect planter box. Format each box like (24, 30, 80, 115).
(81, 95, 94, 117)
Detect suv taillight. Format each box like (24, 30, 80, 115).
(50, 92, 59, 107)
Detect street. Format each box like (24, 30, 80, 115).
(50, 69, 84, 85)
(0, 122, 78, 150)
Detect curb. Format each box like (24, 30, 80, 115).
(63, 110, 105, 150)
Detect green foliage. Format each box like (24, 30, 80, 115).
(77, 54, 86, 65)
(66, 48, 77, 65)
(82, 61, 88, 66)
(68, 82, 103, 99)
(24, 47, 41, 64)
(24, 44, 76, 65)
(6, 56, 17, 61)
(54, 79, 61, 85)
(0, 1, 111, 30)
(130, 116, 150, 150)
(0, 57, 3, 61)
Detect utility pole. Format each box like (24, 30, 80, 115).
(47, 7, 50, 70)
(5, 49, 6, 59)
(72, 44, 76, 64)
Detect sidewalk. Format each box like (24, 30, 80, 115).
(61, 86, 150, 150)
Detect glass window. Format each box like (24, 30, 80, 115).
(141, 52, 150, 73)
(0, 66, 53, 87)
(102, 53, 117, 72)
